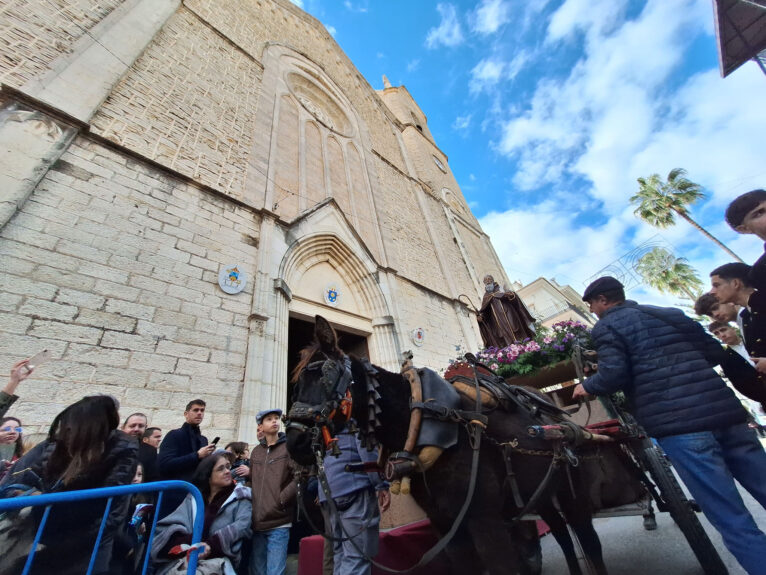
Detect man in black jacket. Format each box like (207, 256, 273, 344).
(157, 399, 214, 516)
(573, 277, 766, 575)
(121, 412, 160, 483)
(710, 262, 766, 372)
(726, 188, 766, 290)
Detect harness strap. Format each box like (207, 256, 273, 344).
(315, 356, 486, 574)
(507, 450, 563, 524)
(400, 357, 424, 456)
(409, 401, 488, 427)
(502, 445, 525, 509)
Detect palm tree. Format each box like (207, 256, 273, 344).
(631, 168, 743, 262)
(635, 247, 704, 301)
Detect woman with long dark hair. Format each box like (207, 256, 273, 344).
(151, 452, 252, 575)
(0, 395, 138, 575)
(0, 415, 23, 480)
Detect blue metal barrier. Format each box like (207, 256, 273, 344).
(0, 480, 205, 575)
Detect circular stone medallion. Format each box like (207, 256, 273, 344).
(218, 264, 248, 294)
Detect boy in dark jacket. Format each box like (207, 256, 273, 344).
(247, 408, 296, 575)
(709, 262, 766, 371)
(573, 276, 766, 575)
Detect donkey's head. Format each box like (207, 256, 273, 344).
(285, 316, 355, 466)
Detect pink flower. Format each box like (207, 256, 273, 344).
(491, 363, 499, 370)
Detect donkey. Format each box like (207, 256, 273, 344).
(286, 316, 607, 575)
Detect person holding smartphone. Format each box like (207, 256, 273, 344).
(158, 399, 214, 517)
(2, 356, 40, 418)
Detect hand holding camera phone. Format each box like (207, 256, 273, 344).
(26, 349, 51, 371)
(212, 437, 220, 445)
(7, 351, 50, 392)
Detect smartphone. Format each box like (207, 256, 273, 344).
(211, 437, 220, 445)
(26, 349, 51, 371)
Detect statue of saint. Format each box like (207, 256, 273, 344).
(477, 275, 536, 349)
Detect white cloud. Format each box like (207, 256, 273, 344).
(470, 58, 505, 93)
(406, 59, 420, 73)
(497, 0, 717, 210)
(546, 0, 628, 44)
(469, 51, 528, 94)
(506, 51, 528, 79)
(480, 202, 630, 289)
(326, 25, 337, 37)
(343, 0, 368, 12)
(290, 0, 304, 8)
(483, 0, 766, 307)
(453, 114, 473, 131)
(472, 0, 511, 35)
(426, 3, 465, 49)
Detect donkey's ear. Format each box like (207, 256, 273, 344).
(315, 315, 339, 356)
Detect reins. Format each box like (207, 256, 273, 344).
(304, 355, 487, 574)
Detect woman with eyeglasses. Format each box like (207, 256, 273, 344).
(0, 416, 23, 481)
(151, 452, 252, 575)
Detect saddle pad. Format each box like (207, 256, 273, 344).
(416, 368, 460, 450)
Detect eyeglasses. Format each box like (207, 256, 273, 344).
(1, 426, 22, 433)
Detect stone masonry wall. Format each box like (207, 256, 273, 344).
(184, 0, 407, 174)
(0, 136, 259, 441)
(0, 0, 123, 88)
(372, 156, 447, 294)
(422, 193, 475, 297)
(90, 7, 262, 201)
(394, 278, 467, 369)
(458, 219, 507, 287)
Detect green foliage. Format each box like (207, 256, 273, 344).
(473, 320, 592, 378)
(635, 247, 703, 301)
(631, 168, 705, 228)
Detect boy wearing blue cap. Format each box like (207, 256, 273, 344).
(248, 408, 296, 575)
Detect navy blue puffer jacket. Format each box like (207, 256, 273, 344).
(582, 300, 746, 438)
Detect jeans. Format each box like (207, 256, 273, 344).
(657, 422, 766, 575)
(249, 526, 289, 575)
(324, 488, 380, 575)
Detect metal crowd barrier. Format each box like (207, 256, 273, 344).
(0, 480, 204, 575)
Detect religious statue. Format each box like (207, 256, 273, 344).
(477, 274, 536, 349)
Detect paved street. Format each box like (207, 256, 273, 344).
(539, 477, 766, 574)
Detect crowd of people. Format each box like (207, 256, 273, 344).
(0, 366, 382, 575)
(573, 188, 766, 575)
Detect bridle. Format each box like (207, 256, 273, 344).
(287, 352, 489, 574)
(285, 354, 354, 456)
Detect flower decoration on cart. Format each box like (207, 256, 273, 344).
(475, 320, 593, 379)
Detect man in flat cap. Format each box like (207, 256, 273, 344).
(573, 277, 766, 574)
(247, 408, 296, 575)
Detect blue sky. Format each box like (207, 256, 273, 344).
(294, 0, 766, 305)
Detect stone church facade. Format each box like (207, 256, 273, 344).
(0, 0, 509, 442)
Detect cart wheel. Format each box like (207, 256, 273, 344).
(640, 443, 728, 575)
